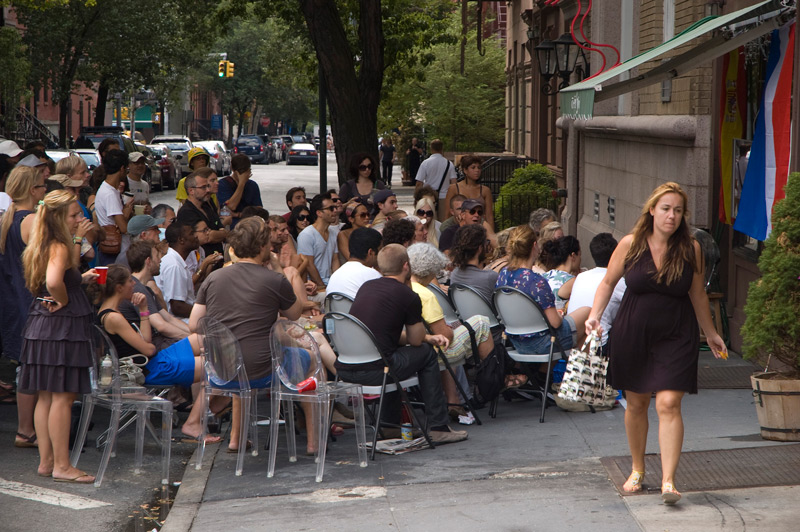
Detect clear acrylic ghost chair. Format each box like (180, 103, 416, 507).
(268, 320, 367, 482)
(71, 326, 173, 496)
(196, 316, 265, 476)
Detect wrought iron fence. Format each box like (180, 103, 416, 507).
(480, 155, 537, 197)
(494, 191, 559, 231)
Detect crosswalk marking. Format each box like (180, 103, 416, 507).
(0, 477, 112, 509)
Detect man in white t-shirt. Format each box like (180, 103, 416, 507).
(95, 149, 134, 265)
(414, 139, 456, 221)
(127, 152, 150, 202)
(326, 227, 382, 299)
(569, 233, 627, 348)
(297, 192, 340, 287)
(154, 221, 199, 321)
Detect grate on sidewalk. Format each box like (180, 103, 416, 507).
(601, 444, 800, 495)
(697, 364, 758, 389)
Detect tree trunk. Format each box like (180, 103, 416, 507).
(95, 83, 109, 126)
(298, 0, 384, 185)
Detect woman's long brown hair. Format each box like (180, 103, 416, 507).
(624, 182, 698, 285)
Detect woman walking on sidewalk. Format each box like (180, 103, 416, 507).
(585, 182, 726, 505)
(18, 190, 98, 482)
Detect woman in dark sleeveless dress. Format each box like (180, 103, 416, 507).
(0, 166, 46, 448)
(18, 190, 99, 483)
(586, 182, 725, 505)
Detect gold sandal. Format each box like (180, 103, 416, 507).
(623, 470, 645, 493)
(661, 482, 681, 505)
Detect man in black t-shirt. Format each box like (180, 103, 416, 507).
(336, 244, 468, 444)
(177, 169, 226, 255)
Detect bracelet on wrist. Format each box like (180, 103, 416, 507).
(73, 236, 83, 244)
(139, 311, 151, 317)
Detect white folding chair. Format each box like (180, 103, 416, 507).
(493, 286, 569, 423)
(323, 311, 435, 459)
(323, 292, 354, 314)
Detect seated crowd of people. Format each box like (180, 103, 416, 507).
(0, 139, 627, 465)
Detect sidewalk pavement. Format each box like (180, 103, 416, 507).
(162, 349, 798, 532)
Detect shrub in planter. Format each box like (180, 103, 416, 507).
(741, 172, 800, 441)
(741, 172, 800, 373)
(494, 164, 557, 230)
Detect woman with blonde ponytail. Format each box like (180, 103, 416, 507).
(18, 190, 99, 483)
(0, 166, 47, 448)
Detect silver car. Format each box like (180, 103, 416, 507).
(150, 135, 193, 176)
(195, 140, 231, 175)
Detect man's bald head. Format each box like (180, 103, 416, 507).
(377, 243, 409, 276)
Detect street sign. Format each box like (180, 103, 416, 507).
(260, 117, 270, 127)
(211, 114, 222, 129)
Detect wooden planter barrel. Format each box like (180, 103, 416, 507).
(751, 372, 800, 442)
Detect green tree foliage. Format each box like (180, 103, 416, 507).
(199, 16, 316, 142)
(494, 164, 557, 231)
(379, 11, 505, 154)
(741, 173, 800, 372)
(0, 27, 31, 134)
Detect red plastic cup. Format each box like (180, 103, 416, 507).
(296, 377, 317, 393)
(96, 266, 108, 285)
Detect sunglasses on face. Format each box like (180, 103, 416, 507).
(296, 214, 310, 221)
(468, 208, 484, 216)
(331, 197, 342, 203)
(358, 164, 373, 171)
(195, 227, 211, 234)
(321, 206, 338, 212)
(356, 212, 369, 218)
(416, 209, 434, 217)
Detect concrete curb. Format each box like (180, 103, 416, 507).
(161, 442, 220, 532)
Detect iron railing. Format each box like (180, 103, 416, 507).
(494, 192, 559, 231)
(480, 155, 537, 197)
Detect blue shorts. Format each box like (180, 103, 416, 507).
(509, 315, 576, 356)
(210, 375, 272, 390)
(143, 337, 196, 387)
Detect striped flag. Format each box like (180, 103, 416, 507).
(733, 23, 795, 241)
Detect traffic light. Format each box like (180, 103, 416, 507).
(226, 61, 235, 78)
(218, 60, 227, 78)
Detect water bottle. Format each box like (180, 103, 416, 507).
(99, 355, 113, 386)
(220, 202, 231, 218)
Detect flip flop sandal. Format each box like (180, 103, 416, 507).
(14, 432, 37, 448)
(54, 473, 95, 484)
(227, 440, 252, 453)
(661, 482, 681, 505)
(623, 470, 645, 493)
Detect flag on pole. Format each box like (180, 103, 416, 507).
(717, 47, 747, 225)
(733, 23, 795, 241)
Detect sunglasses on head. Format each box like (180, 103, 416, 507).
(358, 164, 373, 171)
(296, 214, 309, 221)
(416, 209, 434, 217)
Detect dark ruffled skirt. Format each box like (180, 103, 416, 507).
(18, 311, 94, 395)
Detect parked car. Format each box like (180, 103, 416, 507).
(74, 149, 101, 173)
(45, 149, 76, 164)
(146, 144, 178, 189)
(280, 135, 294, 151)
(257, 135, 275, 164)
(286, 143, 318, 166)
(270, 136, 287, 161)
(195, 140, 231, 175)
(150, 135, 193, 176)
(233, 135, 267, 164)
(135, 144, 163, 191)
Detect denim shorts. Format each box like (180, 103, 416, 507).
(143, 337, 196, 387)
(509, 315, 576, 355)
(210, 347, 310, 390)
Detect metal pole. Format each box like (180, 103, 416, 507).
(318, 62, 327, 192)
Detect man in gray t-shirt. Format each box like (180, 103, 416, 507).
(297, 193, 340, 286)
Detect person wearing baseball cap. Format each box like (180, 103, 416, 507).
(438, 198, 485, 252)
(127, 151, 149, 202)
(0, 140, 24, 161)
(370, 189, 398, 233)
(175, 147, 211, 204)
(16, 153, 51, 180)
(115, 214, 164, 269)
